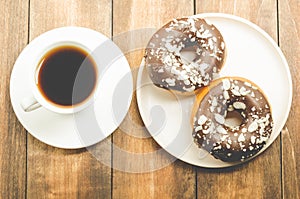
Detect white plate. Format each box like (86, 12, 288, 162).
(10, 27, 133, 149)
(136, 13, 292, 168)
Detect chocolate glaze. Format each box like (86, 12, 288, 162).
(145, 17, 226, 94)
(192, 77, 273, 162)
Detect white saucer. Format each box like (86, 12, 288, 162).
(137, 13, 292, 168)
(10, 27, 133, 149)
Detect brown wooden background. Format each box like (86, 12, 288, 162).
(0, 0, 299, 198)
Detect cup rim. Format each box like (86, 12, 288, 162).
(31, 41, 98, 114)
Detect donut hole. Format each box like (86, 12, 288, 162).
(180, 47, 197, 65)
(224, 110, 243, 128)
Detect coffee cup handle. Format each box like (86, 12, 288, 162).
(21, 96, 41, 112)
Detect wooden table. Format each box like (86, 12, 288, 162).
(1, 0, 299, 198)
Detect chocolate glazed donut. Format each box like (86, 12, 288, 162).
(191, 77, 273, 162)
(145, 17, 226, 95)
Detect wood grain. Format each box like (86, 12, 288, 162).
(196, 0, 281, 198)
(279, 0, 300, 198)
(0, 0, 28, 198)
(27, 0, 112, 198)
(112, 0, 196, 198)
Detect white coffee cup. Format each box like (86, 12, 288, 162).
(21, 41, 98, 114)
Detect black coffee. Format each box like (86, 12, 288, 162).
(37, 45, 97, 106)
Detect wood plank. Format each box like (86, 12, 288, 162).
(196, 0, 281, 198)
(27, 0, 112, 198)
(0, 0, 28, 198)
(112, 0, 196, 198)
(278, 0, 300, 198)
